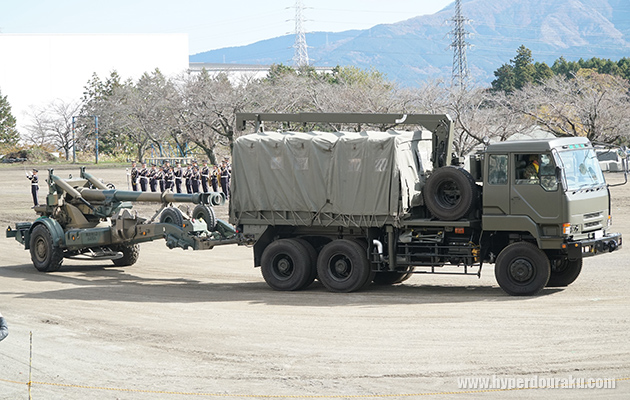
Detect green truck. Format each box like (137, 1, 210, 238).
(230, 113, 623, 296)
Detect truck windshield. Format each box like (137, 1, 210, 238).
(556, 148, 606, 191)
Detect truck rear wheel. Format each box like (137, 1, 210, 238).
(159, 207, 184, 227)
(295, 238, 318, 288)
(261, 239, 313, 291)
(30, 224, 64, 272)
(317, 239, 371, 293)
(192, 204, 216, 231)
(423, 166, 478, 221)
(111, 244, 140, 267)
(546, 258, 582, 287)
(495, 242, 550, 296)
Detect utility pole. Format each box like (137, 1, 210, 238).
(292, 0, 309, 68)
(449, 0, 471, 88)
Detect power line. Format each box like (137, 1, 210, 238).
(449, 0, 471, 88)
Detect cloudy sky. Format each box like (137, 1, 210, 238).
(1, 0, 453, 54)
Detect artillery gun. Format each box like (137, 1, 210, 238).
(6, 167, 238, 272)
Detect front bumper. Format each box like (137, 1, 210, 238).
(565, 232, 622, 259)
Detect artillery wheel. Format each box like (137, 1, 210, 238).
(495, 242, 550, 296)
(423, 166, 478, 221)
(261, 239, 312, 291)
(373, 267, 415, 285)
(546, 258, 582, 287)
(192, 204, 216, 231)
(30, 224, 64, 272)
(317, 239, 371, 293)
(159, 207, 184, 227)
(111, 244, 140, 267)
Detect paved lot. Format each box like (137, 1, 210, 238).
(0, 165, 628, 399)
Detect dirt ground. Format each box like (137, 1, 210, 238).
(0, 165, 629, 400)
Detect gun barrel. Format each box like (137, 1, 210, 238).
(77, 188, 224, 205)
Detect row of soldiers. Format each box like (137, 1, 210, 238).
(129, 159, 231, 199)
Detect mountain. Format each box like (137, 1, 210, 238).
(189, 0, 630, 86)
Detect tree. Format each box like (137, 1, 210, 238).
(491, 45, 537, 92)
(24, 100, 82, 160)
(0, 89, 20, 152)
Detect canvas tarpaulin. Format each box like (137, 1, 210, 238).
(231, 130, 430, 223)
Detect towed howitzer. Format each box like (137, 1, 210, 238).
(6, 167, 239, 272)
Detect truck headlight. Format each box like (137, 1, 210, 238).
(562, 223, 571, 235)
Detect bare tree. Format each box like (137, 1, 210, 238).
(24, 100, 81, 160)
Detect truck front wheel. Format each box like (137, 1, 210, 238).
(546, 258, 582, 287)
(29, 224, 64, 272)
(261, 239, 313, 291)
(317, 239, 371, 293)
(494, 242, 550, 296)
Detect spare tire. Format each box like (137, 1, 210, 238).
(423, 166, 478, 221)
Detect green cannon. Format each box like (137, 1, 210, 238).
(6, 167, 238, 272)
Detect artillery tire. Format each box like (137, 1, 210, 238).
(159, 207, 184, 227)
(295, 238, 318, 289)
(29, 224, 64, 272)
(111, 244, 140, 267)
(495, 242, 550, 296)
(373, 267, 415, 285)
(261, 239, 313, 291)
(192, 204, 216, 231)
(546, 258, 582, 287)
(423, 166, 478, 221)
(317, 239, 371, 293)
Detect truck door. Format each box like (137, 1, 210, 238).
(510, 153, 562, 222)
(483, 154, 510, 215)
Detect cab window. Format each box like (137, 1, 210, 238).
(515, 153, 557, 191)
(488, 154, 508, 185)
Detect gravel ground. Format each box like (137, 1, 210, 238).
(0, 165, 628, 400)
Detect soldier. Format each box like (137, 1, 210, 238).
(158, 165, 166, 192)
(173, 161, 183, 193)
(26, 168, 39, 207)
(523, 155, 540, 180)
(149, 164, 158, 192)
(138, 162, 149, 192)
(191, 165, 201, 193)
(211, 164, 219, 193)
(130, 161, 139, 191)
(200, 160, 210, 193)
(164, 165, 174, 191)
(220, 161, 230, 200)
(184, 164, 193, 194)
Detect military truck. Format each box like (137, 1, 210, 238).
(231, 113, 623, 296)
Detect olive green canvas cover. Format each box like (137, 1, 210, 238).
(231, 130, 429, 223)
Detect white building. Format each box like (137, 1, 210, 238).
(0, 34, 189, 134)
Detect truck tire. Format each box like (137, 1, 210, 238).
(111, 244, 140, 267)
(494, 242, 550, 296)
(546, 258, 582, 287)
(29, 224, 64, 272)
(261, 239, 313, 291)
(317, 239, 371, 293)
(295, 238, 318, 288)
(373, 267, 415, 285)
(192, 204, 216, 231)
(159, 207, 184, 227)
(423, 166, 478, 221)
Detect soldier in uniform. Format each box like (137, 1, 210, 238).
(26, 168, 39, 207)
(220, 161, 230, 200)
(164, 165, 174, 191)
(130, 161, 139, 191)
(184, 164, 193, 194)
(200, 160, 210, 193)
(191, 165, 201, 193)
(139, 162, 149, 192)
(158, 165, 166, 192)
(211, 164, 219, 193)
(149, 164, 158, 192)
(173, 161, 183, 193)
(523, 155, 540, 180)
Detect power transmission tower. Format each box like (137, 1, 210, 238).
(292, 0, 309, 67)
(449, 0, 471, 87)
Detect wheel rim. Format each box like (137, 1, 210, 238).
(436, 180, 461, 209)
(34, 236, 48, 262)
(328, 254, 352, 282)
(509, 259, 534, 283)
(271, 254, 294, 281)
